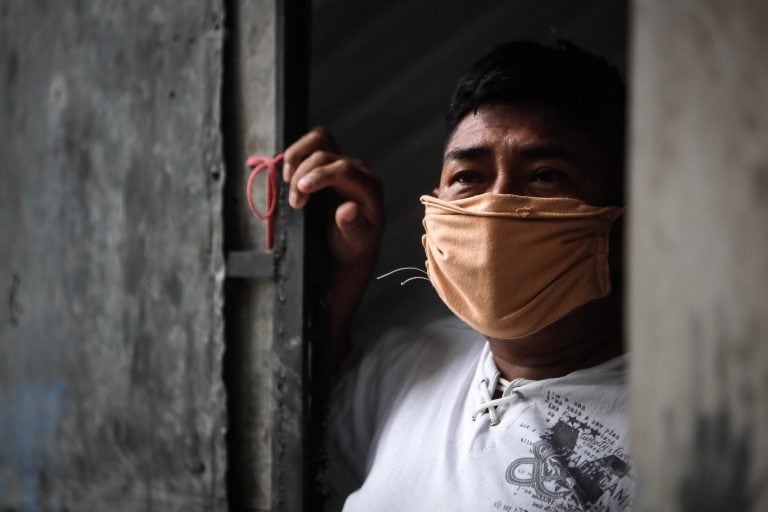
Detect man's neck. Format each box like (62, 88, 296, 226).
(486, 294, 624, 381)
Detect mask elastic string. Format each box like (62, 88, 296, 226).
(376, 266, 431, 286)
(246, 152, 284, 250)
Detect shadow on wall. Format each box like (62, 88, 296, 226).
(309, 0, 628, 344)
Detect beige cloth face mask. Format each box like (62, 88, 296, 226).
(420, 193, 624, 339)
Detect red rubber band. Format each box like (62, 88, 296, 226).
(246, 153, 284, 250)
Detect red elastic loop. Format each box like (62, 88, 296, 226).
(246, 152, 284, 250)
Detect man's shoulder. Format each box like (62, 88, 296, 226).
(327, 316, 487, 494)
(335, 315, 485, 409)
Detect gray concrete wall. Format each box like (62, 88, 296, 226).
(629, 0, 768, 509)
(0, 2, 227, 510)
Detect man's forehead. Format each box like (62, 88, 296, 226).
(444, 105, 576, 156)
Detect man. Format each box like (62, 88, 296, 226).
(282, 39, 631, 511)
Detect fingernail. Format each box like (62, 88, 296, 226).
(282, 163, 292, 181)
(289, 190, 298, 206)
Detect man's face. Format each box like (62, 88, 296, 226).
(437, 103, 616, 205)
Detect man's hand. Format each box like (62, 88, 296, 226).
(283, 126, 383, 265)
(282, 127, 384, 364)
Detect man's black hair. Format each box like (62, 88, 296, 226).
(447, 39, 626, 204)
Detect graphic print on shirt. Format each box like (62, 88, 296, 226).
(503, 390, 632, 511)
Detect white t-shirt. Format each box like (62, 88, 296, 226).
(327, 316, 633, 512)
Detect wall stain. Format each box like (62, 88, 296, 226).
(129, 310, 153, 389)
(5, 49, 18, 117)
(163, 272, 182, 307)
(752, 162, 768, 205)
(5, 49, 18, 86)
(742, 108, 759, 132)
(678, 412, 754, 511)
(8, 272, 22, 327)
(121, 160, 154, 295)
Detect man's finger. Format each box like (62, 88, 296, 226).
(335, 201, 360, 227)
(295, 160, 383, 226)
(282, 126, 338, 183)
(289, 150, 339, 208)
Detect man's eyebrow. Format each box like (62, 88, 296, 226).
(444, 143, 575, 161)
(443, 146, 494, 161)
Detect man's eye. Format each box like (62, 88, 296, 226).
(452, 171, 482, 184)
(531, 168, 569, 183)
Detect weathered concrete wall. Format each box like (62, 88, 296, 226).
(629, 0, 768, 510)
(0, 1, 227, 510)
